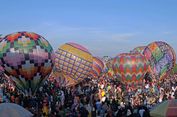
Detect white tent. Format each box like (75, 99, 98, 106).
(0, 103, 33, 117)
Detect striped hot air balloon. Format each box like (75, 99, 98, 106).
(90, 57, 104, 78)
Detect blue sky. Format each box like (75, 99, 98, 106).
(0, 0, 177, 58)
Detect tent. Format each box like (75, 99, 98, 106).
(0, 103, 33, 117)
(173, 64, 177, 74)
(150, 99, 177, 117)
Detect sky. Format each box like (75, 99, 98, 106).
(0, 0, 177, 58)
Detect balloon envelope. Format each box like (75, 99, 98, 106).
(51, 71, 77, 87)
(131, 46, 146, 54)
(143, 41, 176, 80)
(90, 57, 104, 78)
(55, 42, 93, 82)
(112, 53, 148, 85)
(0, 32, 54, 95)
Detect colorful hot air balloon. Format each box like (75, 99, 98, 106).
(112, 53, 148, 85)
(55, 42, 93, 82)
(106, 58, 115, 78)
(51, 71, 77, 87)
(90, 57, 104, 78)
(131, 46, 146, 54)
(0, 32, 54, 95)
(143, 41, 176, 80)
(131, 46, 154, 77)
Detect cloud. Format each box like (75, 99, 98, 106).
(0, 21, 143, 57)
(104, 32, 139, 42)
(28, 22, 141, 56)
(162, 31, 174, 35)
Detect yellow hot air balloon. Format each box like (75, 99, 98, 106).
(55, 42, 93, 82)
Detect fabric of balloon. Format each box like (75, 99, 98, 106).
(0, 32, 54, 95)
(143, 41, 176, 80)
(55, 42, 93, 82)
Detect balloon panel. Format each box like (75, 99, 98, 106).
(112, 53, 148, 85)
(131, 46, 146, 54)
(143, 41, 176, 79)
(52, 71, 77, 87)
(0, 32, 54, 94)
(55, 42, 93, 81)
(90, 57, 104, 78)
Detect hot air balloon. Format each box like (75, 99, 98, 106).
(51, 71, 77, 87)
(90, 57, 104, 78)
(131, 46, 154, 78)
(143, 41, 176, 80)
(55, 42, 93, 82)
(105, 58, 115, 78)
(130, 46, 146, 54)
(0, 32, 54, 95)
(112, 53, 148, 85)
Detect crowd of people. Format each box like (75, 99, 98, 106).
(0, 72, 176, 117)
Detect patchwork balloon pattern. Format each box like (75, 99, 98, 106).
(112, 53, 148, 85)
(0, 32, 54, 95)
(55, 42, 93, 81)
(143, 41, 176, 80)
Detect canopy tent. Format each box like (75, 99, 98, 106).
(150, 99, 177, 117)
(0, 103, 33, 117)
(173, 64, 177, 74)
